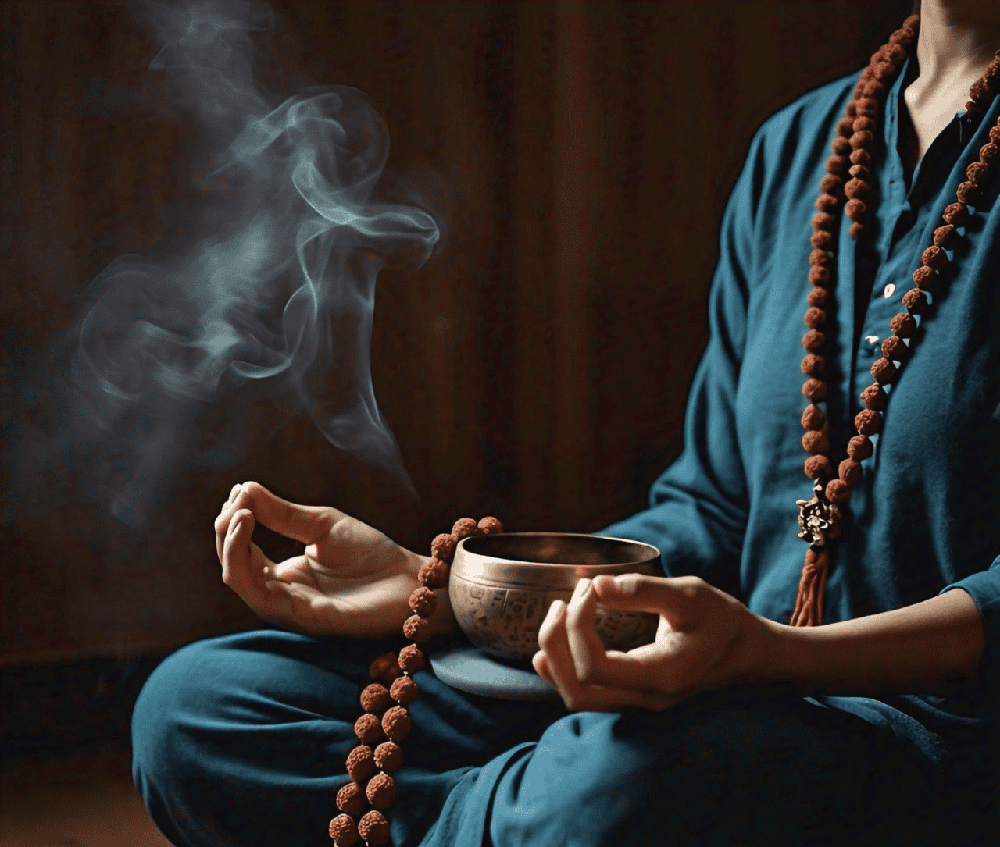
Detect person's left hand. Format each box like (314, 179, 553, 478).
(532, 573, 776, 711)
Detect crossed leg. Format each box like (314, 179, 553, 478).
(132, 630, 945, 847)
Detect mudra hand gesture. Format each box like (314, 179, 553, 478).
(533, 573, 773, 712)
(215, 482, 431, 638)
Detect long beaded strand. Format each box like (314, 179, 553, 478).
(793, 15, 1000, 626)
(328, 516, 503, 846)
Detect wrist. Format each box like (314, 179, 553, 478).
(728, 609, 796, 689)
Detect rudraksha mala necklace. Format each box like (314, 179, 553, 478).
(328, 516, 502, 847)
(792, 14, 1000, 626)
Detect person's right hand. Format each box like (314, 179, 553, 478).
(215, 482, 439, 638)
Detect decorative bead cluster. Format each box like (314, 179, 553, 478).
(328, 516, 503, 846)
(792, 15, 1000, 626)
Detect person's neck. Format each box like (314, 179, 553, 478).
(901, 1, 1000, 167)
(913, 0, 1000, 82)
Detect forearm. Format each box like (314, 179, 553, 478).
(755, 588, 985, 696)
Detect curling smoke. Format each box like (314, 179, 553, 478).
(66, 0, 438, 524)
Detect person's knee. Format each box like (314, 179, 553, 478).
(131, 638, 228, 794)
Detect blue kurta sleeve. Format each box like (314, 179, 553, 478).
(601, 137, 766, 598)
(945, 556, 1000, 681)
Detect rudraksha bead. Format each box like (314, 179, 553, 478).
(807, 288, 830, 308)
(802, 378, 827, 401)
(804, 455, 834, 480)
(870, 357, 897, 384)
(330, 813, 360, 846)
(845, 198, 867, 221)
(825, 156, 850, 175)
(812, 211, 837, 230)
(845, 178, 869, 198)
(429, 533, 457, 562)
(370, 652, 403, 686)
(357, 811, 391, 846)
(902, 288, 928, 313)
(381, 706, 412, 742)
(881, 336, 910, 362)
(802, 330, 825, 352)
(942, 202, 969, 226)
(801, 404, 826, 431)
(933, 225, 956, 248)
(955, 181, 980, 204)
(921, 247, 947, 272)
(337, 780, 368, 817)
(965, 161, 989, 183)
(366, 774, 398, 811)
(816, 193, 840, 212)
(374, 741, 404, 773)
(981, 142, 1000, 163)
(800, 353, 825, 377)
(417, 559, 448, 589)
(912, 265, 939, 290)
(360, 684, 392, 715)
(819, 175, 843, 195)
(397, 644, 425, 673)
(860, 383, 888, 411)
(811, 230, 835, 250)
(808, 265, 831, 286)
(344, 744, 375, 784)
(390, 676, 419, 705)
(848, 163, 873, 182)
(804, 307, 827, 328)
(831, 136, 852, 155)
(889, 313, 917, 338)
(451, 518, 479, 539)
(826, 478, 852, 504)
(402, 615, 431, 643)
(853, 99, 878, 118)
(849, 148, 873, 167)
(354, 715, 385, 746)
(809, 248, 833, 266)
(478, 516, 504, 535)
(802, 430, 830, 454)
(855, 409, 882, 436)
(847, 435, 874, 461)
(839, 459, 863, 486)
(408, 586, 438, 617)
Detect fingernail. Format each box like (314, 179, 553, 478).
(228, 484, 240, 503)
(614, 574, 636, 593)
(229, 516, 241, 535)
(575, 577, 592, 598)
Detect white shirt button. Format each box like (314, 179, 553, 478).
(883, 283, 896, 298)
(866, 335, 880, 345)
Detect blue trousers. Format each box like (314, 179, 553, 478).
(132, 629, 955, 847)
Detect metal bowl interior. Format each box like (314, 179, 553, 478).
(449, 533, 661, 660)
(453, 533, 661, 588)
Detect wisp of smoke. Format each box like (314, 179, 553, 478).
(60, 0, 439, 525)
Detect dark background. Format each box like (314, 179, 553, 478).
(1, 1, 912, 687)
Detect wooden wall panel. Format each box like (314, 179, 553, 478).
(1, 0, 911, 663)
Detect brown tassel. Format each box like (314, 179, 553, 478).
(790, 547, 830, 627)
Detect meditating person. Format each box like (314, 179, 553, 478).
(131, 3, 999, 845)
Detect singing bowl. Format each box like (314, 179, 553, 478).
(449, 533, 661, 661)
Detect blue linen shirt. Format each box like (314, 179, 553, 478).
(604, 60, 1000, 771)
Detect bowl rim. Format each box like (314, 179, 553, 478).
(454, 532, 661, 573)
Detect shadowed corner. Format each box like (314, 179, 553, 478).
(0, 655, 174, 847)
